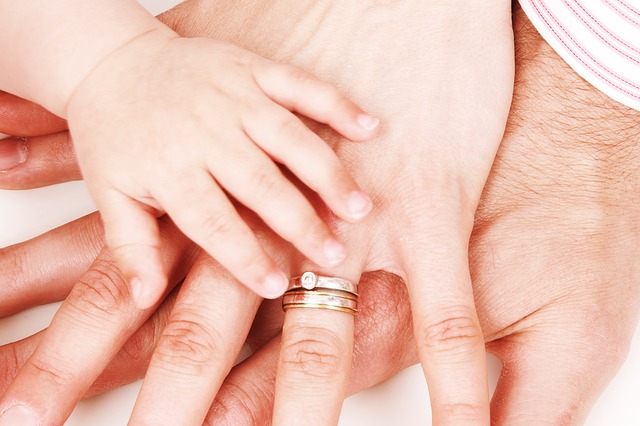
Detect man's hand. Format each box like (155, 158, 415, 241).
(2, 2, 637, 426)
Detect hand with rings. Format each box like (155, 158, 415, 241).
(3, 0, 506, 424)
(1, 4, 640, 424)
(3, 1, 516, 425)
(4, 1, 634, 426)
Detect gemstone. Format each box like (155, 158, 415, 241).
(301, 272, 317, 290)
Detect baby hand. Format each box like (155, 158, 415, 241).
(67, 32, 378, 309)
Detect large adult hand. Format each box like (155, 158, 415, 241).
(166, 2, 514, 424)
(1, 9, 639, 426)
(2, 0, 515, 424)
(0, 5, 637, 424)
(188, 7, 640, 423)
(156, 6, 640, 424)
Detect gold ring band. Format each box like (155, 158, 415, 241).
(282, 272, 358, 315)
(282, 290, 358, 314)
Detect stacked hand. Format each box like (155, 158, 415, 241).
(1, 2, 638, 426)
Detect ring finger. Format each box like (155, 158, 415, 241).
(273, 269, 361, 425)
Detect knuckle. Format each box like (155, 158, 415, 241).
(0, 244, 24, 277)
(117, 323, 156, 370)
(27, 355, 74, 389)
(208, 382, 272, 426)
(436, 401, 487, 422)
(280, 325, 345, 379)
(247, 168, 284, 201)
(327, 89, 350, 112)
(274, 115, 306, 142)
(0, 245, 26, 315)
(73, 213, 106, 255)
(288, 67, 315, 88)
(69, 258, 129, 317)
(152, 316, 221, 374)
(420, 312, 483, 357)
(0, 345, 22, 393)
(291, 213, 327, 247)
(199, 211, 237, 242)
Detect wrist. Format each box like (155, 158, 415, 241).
(0, 0, 174, 117)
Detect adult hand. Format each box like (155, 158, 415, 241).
(0, 91, 74, 188)
(152, 6, 640, 424)
(175, 7, 640, 423)
(1, 5, 639, 425)
(165, 2, 514, 424)
(2, 0, 515, 424)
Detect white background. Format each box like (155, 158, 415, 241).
(0, 0, 639, 424)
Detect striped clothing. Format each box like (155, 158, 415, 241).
(519, 0, 640, 111)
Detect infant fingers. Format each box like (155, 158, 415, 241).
(154, 169, 289, 299)
(96, 190, 167, 310)
(243, 102, 373, 224)
(207, 132, 347, 268)
(253, 62, 379, 141)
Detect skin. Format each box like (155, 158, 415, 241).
(0, 0, 381, 308)
(1, 0, 516, 425)
(1, 2, 638, 426)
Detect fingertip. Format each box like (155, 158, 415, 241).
(356, 113, 380, 132)
(120, 254, 167, 310)
(129, 277, 149, 310)
(259, 271, 289, 299)
(100, 196, 167, 310)
(0, 404, 39, 426)
(323, 238, 346, 267)
(346, 191, 373, 221)
(340, 111, 380, 142)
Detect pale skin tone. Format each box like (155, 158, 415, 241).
(0, 5, 638, 425)
(0, 0, 383, 308)
(0, 8, 639, 426)
(0, 0, 516, 425)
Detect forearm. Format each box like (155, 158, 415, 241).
(0, 0, 172, 116)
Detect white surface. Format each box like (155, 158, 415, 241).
(0, 0, 639, 424)
(4, 175, 640, 426)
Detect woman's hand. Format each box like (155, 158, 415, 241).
(1, 13, 639, 423)
(5, 2, 629, 426)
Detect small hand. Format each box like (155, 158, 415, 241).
(67, 32, 379, 309)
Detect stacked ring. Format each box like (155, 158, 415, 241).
(282, 271, 358, 315)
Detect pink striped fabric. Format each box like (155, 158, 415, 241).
(519, 0, 640, 111)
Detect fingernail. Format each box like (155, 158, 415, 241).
(348, 191, 373, 219)
(0, 137, 27, 171)
(324, 238, 346, 265)
(357, 113, 379, 131)
(261, 271, 289, 299)
(130, 277, 147, 309)
(0, 405, 39, 426)
(0, 132, 10, 139)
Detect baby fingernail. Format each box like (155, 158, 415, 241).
(357, 113, 379, 131)
(261, 271, 289, 299)
(348, 191, 373, 219)
(0, 405, 39, 426)
(324, 238, 346, 265)
(130, 277, 146, 309)
(0, 137, 27, 171)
